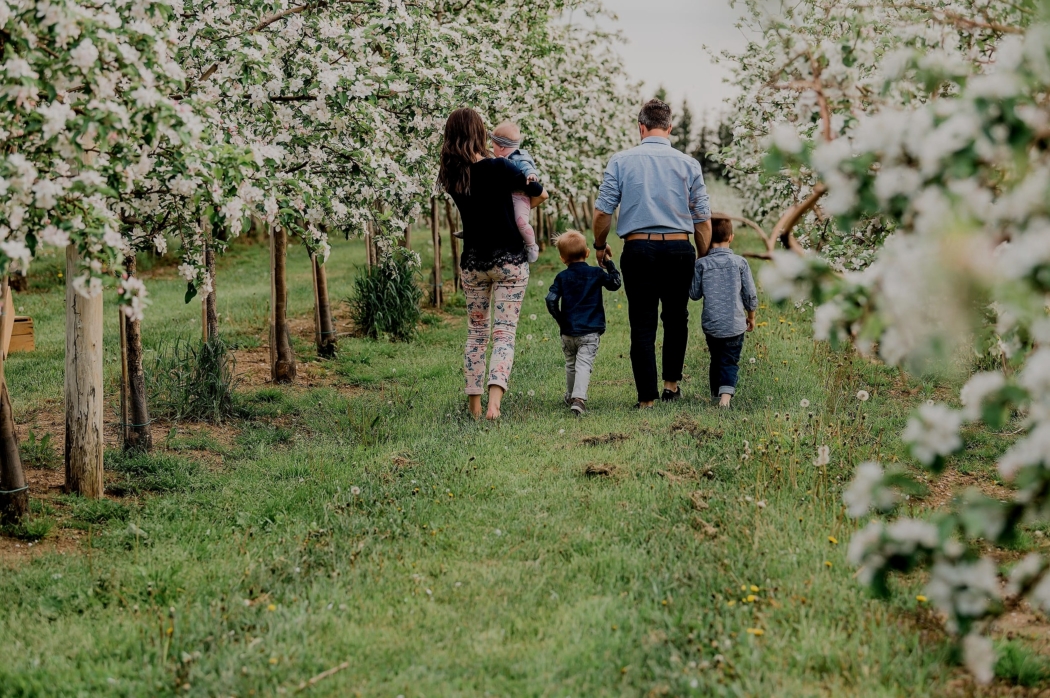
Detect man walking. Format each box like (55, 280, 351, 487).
(592, 98, 712, 408)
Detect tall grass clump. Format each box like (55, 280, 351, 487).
(148, 336, 238, 423)
(348, 248, 422, 342)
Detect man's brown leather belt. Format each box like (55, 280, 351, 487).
(623, 232, 691, 242)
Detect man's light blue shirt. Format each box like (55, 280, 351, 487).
(595, 136, 711, 236)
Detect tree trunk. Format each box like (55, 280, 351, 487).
(401, 225, 410, 250)
(430, 198, 443, 308)
(120, 255, 152, 453)
(312, 253, 337, 358)
(65, 245, 104, 498)
(445, 200, 460, 292)
(205, 242, 218, 340)
(0, 277, 27, 523)
(270, 225, 296, 383)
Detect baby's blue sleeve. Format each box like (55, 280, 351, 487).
(511, 150, 540, 180)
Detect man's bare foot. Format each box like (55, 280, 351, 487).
(486, 385, 504, 420)
(468, 395, 483, 419)
(636, 400, 655, 409)
(718, 394, 732, 408)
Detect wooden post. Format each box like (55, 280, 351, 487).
(0, 276, 27, 523)
(431, 198, 443, 308)
(312, 253, 337, 358)
(120, 255, 152, 452)
(401, 225, 411, 250)
(270, 225, 296, 383)
(204, 241, 217, 341)
(64, 245, 104, 498)
(444, 200, 460, 293)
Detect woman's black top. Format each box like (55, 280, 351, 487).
(450, 157, 543, 272)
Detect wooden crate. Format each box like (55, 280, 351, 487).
(10, 316, 33, 353)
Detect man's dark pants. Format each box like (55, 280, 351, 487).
(705, 332, 745, 398)
(619, 239, 695, 403)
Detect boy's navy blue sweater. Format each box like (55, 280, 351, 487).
(545, 260, 622, 337)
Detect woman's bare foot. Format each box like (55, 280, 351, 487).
(718, 393, 732, 408)
(486, 385, 504, 420)
(468, 395, 483, 419)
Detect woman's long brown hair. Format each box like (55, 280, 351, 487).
(438, 108, 489, 196)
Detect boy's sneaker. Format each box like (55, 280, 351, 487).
(563, 393, 572, 407)
(526, 244, 540, 264)
(570, 398, 586, 416)
(661, 387, 682, 402)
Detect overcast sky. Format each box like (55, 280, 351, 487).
(596, 0, 750, 123)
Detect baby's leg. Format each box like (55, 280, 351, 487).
(511, 192, 539, 262)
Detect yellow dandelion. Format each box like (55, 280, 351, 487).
(916, 595, 928, 603)
(740, 584, 747, 591)
(824, 561, 832, 568)
(750, 585, 759, 592)
(269, 657, 278, 665)
(746, 628, 764, 636)
(267, 604, 276, 611)
(727, 600, 736, 607)
(746, 594, 757, 603)
(828, 536, 838, 545)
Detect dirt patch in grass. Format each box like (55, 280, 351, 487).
(669, 414, 724, 441)
(916, 468, 1015, 510)
(581, 433, 630, 446)
(583, 463, 618, 477)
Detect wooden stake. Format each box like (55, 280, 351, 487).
(119, 303, 129, 445)
(0, 275, 27, 523)
(431, 198, 442, 308)
(64, 244, 104, 498)
(270, 225, 296, 383)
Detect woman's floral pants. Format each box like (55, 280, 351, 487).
(461, 261, 529, 395)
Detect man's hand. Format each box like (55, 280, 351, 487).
(596, 246, 612, 266)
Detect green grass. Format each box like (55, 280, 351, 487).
(0, 183, 1021, 695)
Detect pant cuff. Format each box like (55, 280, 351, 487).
(487, 379, 508, 391)
(718, 386, 736, 396)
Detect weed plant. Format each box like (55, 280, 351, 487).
(347, 248, 422, 341)
(148, 336, 238, 423)
(18, 430, 59, 469)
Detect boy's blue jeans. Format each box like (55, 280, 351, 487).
(705, 332, 745, 398)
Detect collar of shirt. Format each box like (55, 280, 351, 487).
(708, 247, 733, 255)
(641, 136, 671, 146)
(568, 261, 590, 269)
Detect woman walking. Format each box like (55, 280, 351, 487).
(439, 108, 545, 419)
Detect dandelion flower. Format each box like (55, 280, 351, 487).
(746, 628, 764, 636)
(813, 445, 830, 467)
(916, 595, 927, 603)
(529, 313, 537, 321)
(527, 390, 535, 396)
(526, 334, 534, 340)
(824, 561, 832, 568)
(350, 486, 361, 496)
(558, 428, 565, 434)
(800, 399, 810, 408)
(267, 604, 276, 611)
(749, 357, 756, 364)
(750, 585, 759, 592)
(828, 536, 838, 545)
(857, 390, 870, 402)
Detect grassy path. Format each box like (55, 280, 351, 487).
(1, 193, 968, 696)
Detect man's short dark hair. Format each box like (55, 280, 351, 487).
(711, 217, 734, 243)
(638, 98, 672, 130)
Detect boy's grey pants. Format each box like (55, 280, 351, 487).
(561, 333, 601, 401)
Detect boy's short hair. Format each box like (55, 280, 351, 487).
(711, 217, 734, 244)
(638, 99, 672, 130)
(555, 230, 588, 262)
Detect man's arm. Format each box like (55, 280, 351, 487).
(593, 158, 621, 265)
(693, 220, 712, 259)
(690, 162, 712, 257)
(593, 210, 614, 266)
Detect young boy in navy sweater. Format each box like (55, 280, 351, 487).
(545, 231, 621, 415)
